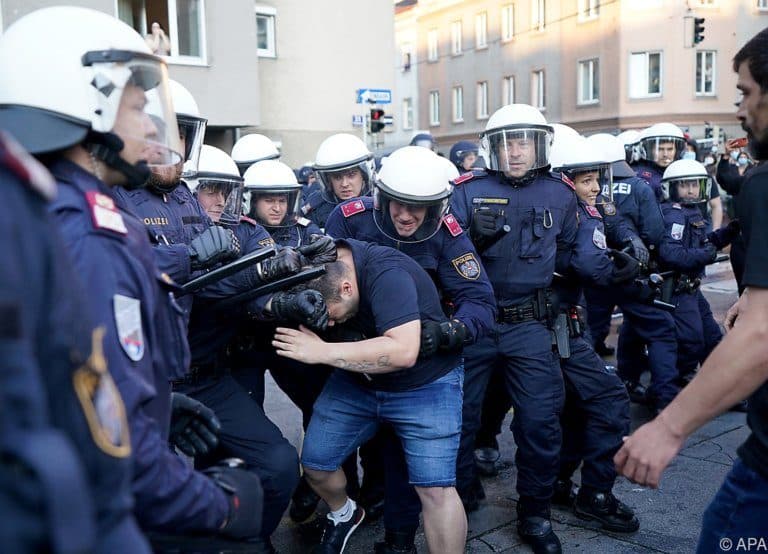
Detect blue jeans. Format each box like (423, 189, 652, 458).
(302, 366, 464, 487)
(697, 459, 768, 553)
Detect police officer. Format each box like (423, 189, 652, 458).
(410, 132, 439, 152)
(325, 146, 496, 552)
(449, 140, 479, 172)
(0, 130, 149, 553)
(305, 133, 374, 229)
(634, 123, 687, 200)
(230, 132, 280, 176)
(0, 5, 263, 542)
(451, 104, 578, 553)
(617, 129, 641, 166)
(548, 133, 639, 533)
(658, 160, 739, 381)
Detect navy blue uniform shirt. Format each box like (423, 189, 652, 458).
(610, 175, 665, 247)
(658, 202, 714, 276)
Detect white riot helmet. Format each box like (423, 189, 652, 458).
(551, 133, 613, 204)
(617, 129, 641, 164)
(587, 133, 636, 179)
(638, 123, 686, 168)
(313, 133, 374, 203)
(190, 145, 244, 225)
(661, 159, 710, 204)
(168, 79, 207, 177)
(0, 7, 182, 189)
(373, 146, 453, 243)
(479, 103, 553, 184)
(231, 133, 280, 176)
(243, 160, 303, 228)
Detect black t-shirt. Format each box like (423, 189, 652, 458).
(735, 163, 768, 480)
(339, 238, 460, 392)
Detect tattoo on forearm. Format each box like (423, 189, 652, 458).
(334, 356, 391, 372)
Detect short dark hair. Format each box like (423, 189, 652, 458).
(733, 27, 768, 93)
(304, 260, 350, 303)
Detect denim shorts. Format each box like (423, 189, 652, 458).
(301, 365, 463, 487)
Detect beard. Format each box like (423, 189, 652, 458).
(146, 162, 183, 192)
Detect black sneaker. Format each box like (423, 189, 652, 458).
(290, 476, 321, 523)
(313, 506, 365, 554)
(574, 489, 640, 533)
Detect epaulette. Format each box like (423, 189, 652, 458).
(0, 131, 56, 201)
(297, 217, 311, 227)
(341, 199, 366, 218)
(240, 215, 259, 226)
(453, 172, 475, 185)
(86, 191, 128, 235)
(672, 203, 682, 210)
(559, 172, 575, 191)
(584, 204, 602, 219)
(442, 214, 463, 237)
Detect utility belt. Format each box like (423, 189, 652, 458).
(551, 305, 585, 360)
(675, 274, 701, 295)
(496, 289, 554, 324)
(171, 363, 229, 388)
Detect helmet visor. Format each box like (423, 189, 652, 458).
(639, 137, 685, 167)
(485, 128, 552, 177)
(316, 162, 372, 203)
(178, 114, 207, 177)
(664, 177, 710, 204)
(194, 176, 244, 224)
(373, 185, 450, 243)
(557, 163, 613, 205)
(244, 188, 302, 227)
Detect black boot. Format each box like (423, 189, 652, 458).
(623, 380, 650, 405)
(474, 445, 500, 477)
(358, 486, 385, 522)
(516, 499, 561, 554)
(574, 488, 640, 533)
(551, 479, 576, 509)
(290, 475, 321, 523)
(374, 529, 417, 553)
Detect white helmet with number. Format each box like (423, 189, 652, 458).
(0, 6, 182, 188)
(242, 160, 303, 228)
(168, 79, 207, 177)
(373, 146, 453, 243)
(661, 159, 710, 204)
(479, 103, 553, 183)
(189, 145, 244, 225)
(231, 133, 280, 175)
(551, 133, 613, 203)
(587, 133, 636, 179)
(638, 123, 685, 167)
(313, 133, 374, 202)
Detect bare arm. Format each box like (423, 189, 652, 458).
(273, 320, 421, 373)
(709, 196, 723, 230)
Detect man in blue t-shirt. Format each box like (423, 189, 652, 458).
(273, 238, 466, 554)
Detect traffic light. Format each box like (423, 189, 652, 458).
(370, 109, 385, 133)
(693, 17, 705, 45)
(704, 124, 713, 139)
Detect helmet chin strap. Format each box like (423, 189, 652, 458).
(499, 166, 547, 187)
(86, 131, 150, 190)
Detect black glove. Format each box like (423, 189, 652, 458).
(271, 289, 329, 331)
(420, 319, 469, 358)
(297, 234, 337, 265)
(703, 243, 718, 263)
(169, 393, 221, 457)
(204, 462, 263, 539)
(188, 226, 241, 271)
(610, 249, 641, 284)
(707, 219, 740, 249)
(469, 210, 499, 246)
(624, 236, 649, 266)
(257, 247, 303, 283)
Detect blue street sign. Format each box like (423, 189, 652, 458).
(356, 88, 392, 104)
(352, 114, 364, 127)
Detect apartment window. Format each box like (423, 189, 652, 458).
(427, 28, 439, 61)
(452, 86, 464, 122)
(402, 98, 414, 130)
(532, 70, 545, 110)
(118, 0, 206, 61)
(629, 51, 662, 98)
(696, 51, 716, 96)
(429, 91, 440, 126)
(401, 43, 413, 71)
(501, 4, 515, 41)
(578, 0, 600, 20)
(477, 81, 489, 119)
(759, 0, 768, 9)
(255, 5, 276, 58)
(696, 0, 716, 5)
(450, 20, 462, 55)
(578, 58, 600, 104)
(475, 12, 488, 49)
(532, 0, 545, 31)
(503, 76, 516, 105)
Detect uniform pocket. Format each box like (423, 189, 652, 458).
(520, 207, 550, 259)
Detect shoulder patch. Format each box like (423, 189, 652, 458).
(258, 237, 276, 247)
(297, 217, 311, 227)
(601, 201, 616, 216)
(301, 203, 313, 215)
(559, 172, 576, 190)
(86, 191, 127, 234)
(641, 171, 653, 180)
(453, 172, 475, 185)
(585, 205, 602, 219)
(341, 199, 366, 218)
(0, 131, 56, 201)
(670, 222, 685, 241)
(442, 214, 463, 237)
(240, 215, 258, 226)
(451, 252, 481, 280)
(113, 295, 144, 362)
(592, 227, 607, 250)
